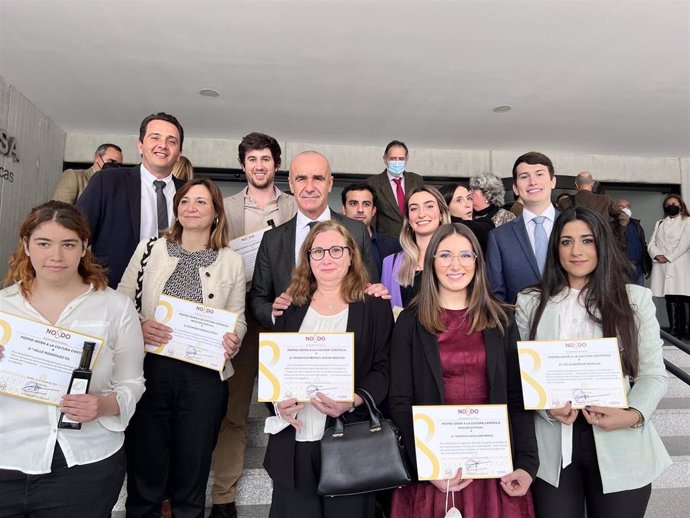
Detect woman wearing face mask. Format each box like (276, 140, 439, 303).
(440, 183, 494, 254)
(516, 207, 670, 518)
(381, 186, 451, 309)
(648, 194, 690, 339)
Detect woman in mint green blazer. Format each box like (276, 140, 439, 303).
(516, 207, 671, 518)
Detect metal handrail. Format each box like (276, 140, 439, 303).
(661, 330, 690, 386)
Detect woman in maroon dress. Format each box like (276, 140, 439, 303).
(389, 223, 538, 518)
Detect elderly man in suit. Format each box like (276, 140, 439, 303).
(617, 198, 652, 287)
(53, 143, 123, 203)
(249, 151, 380, 329)
(486, 151, 558, 303)
(210, 133, 296, 518)
(574, 171, 629, 236)
(367, 140, 423, 239)
(341, 182, 401, 278)
(77, 112, 185, 288)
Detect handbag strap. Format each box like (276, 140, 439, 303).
(331, 388, 382, 437)
(134, 237, 157, 313)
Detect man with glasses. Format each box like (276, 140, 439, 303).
(53, 143, 123, 203)
(249, 151, 379, 328)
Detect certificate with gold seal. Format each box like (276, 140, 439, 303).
(412, 405, 513, 480)
(0, 311, 104, 405)
(257, 332, 354, 403)
(517, 337, 628, 410)
(149, 294, 239, 372)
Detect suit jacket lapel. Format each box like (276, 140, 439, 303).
(420, 328, 444, 400)
(512, 217, 541, 277)
(482, 327, 501, 392)
(376, 172, 402, 223)
(128, 165, 142, 240)
(281, 218, 297, 288)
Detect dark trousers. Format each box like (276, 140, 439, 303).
(0, 444, 125, 518)
(533, 415, 651, 518)
(269, 441, 376, 518)
(125, 354, 228, 518)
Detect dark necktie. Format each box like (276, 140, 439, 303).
(153, 180, 168, 235)
(392, 178, 405, 215)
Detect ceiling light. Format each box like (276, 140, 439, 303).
(199, 88, 220, 98)
(492, 105, 512, 113)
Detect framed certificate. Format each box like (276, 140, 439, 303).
(258, 332, 354, 402)
(0, 311, 104, 405)
(412, 405, 513, 480)
(517, 337, 628, 409)
(149, 294, 239, 373)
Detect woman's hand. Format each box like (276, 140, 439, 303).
(547, 401, 579, 425)
(60, 393, 119, 423)
(654, 255, 669, 263)
(141, 319, 172, 345)
(222, 332, 241, 359)
(500, 468, 533, 497)
(365, 283, 392, 300)
(310, 392, 361, 418)
(429, 468, 473, 493)
(276, 398, 305, 433)
(272, 292, 293, 318)
(582, 405, 639, 431)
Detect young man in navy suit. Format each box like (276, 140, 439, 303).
(486, 151, 557, 303)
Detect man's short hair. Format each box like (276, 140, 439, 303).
(95, 143, 122, 157)
(238, 132, 282, 169)
(341, 182, 377, 207)
(139, 112, 184, 149)
(511, 151, 554, 181)
(575, 171, 594, 187)
(384, 140, 409, 157)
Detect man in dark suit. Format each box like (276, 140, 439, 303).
(367, 140, 423, 239)
(574, 171, 629, 236)
(78, 112, 185, 288)
(249, 151, 379, 328)
(617, 198, 653, 286)
(341, 182, 401, 278)
(486, 151, 558, 303)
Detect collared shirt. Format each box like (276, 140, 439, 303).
(522, 205, 557, 254)
(0, 284, 145, 474)
(386, 171, 405, 199)
(139, 164, 175, 240)
(244, 186, 283, 235)
(295, 207, 331, 264)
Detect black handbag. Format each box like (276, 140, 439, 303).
(317, 388, 411, 496)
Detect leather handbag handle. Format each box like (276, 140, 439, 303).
(331, 388, 382, 437)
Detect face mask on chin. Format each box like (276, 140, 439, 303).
(387, 160, 405, 177)
(664, 205, 681, 217)
(621, 207, 632, 218)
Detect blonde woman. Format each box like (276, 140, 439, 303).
(172, 155, 194, 182)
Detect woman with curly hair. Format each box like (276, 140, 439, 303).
(470, 171, 516, 227)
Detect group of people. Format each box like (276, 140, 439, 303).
(0, 111, 683, 518)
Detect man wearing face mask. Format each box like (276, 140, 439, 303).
(52, 143, 123, 203)
(617, 199, 652, 286)
(367, 140, 423, 239)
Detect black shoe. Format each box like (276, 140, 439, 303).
(208, 503, 237, 518)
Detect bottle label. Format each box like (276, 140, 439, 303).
(61, 378, 89, 424)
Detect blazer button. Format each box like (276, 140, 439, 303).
(205, 272, 211, 277)
(208, 293, 214, 299)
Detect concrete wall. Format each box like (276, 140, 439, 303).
(0, 76, 65, 277)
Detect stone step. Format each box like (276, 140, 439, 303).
(647, 487, 690, 518)
(653, 455, 690, 489)
(664, 376, 690, 398)
(651, 408, 690, 437)
(664, 346, 690, 369)
(658, 397, 690, 410)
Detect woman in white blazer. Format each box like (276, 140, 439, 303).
(118, 178, 247, 518)
(516, 207, 671, 518)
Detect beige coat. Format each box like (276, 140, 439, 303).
(52, 167, 95, 203)
(118, 238, 247, 380)
(223, 187, 297, 241)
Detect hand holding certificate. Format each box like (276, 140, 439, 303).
(149, 295, 239, 373)
(0, 311, 103, 405)
(229, 226, 271, 282)
(412, 405, 513, 480)
(517, 337, 628, 410)
(258, 332, 354, 402)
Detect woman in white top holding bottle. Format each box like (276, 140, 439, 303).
(0, 201, 145, 517)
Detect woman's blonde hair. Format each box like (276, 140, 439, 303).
(165, 178, 229, 250)
(4, 201, 108, 296)
(172, 156, 194, 182)
(288, 220, 369, 306)
(412, 223, 510, 335)
(397, 185, 451, 286)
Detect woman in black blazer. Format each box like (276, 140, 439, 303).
(263, 220, 393, 518)
(389, 223, 538, 518)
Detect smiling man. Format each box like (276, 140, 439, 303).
(248, 151, 378, 328)
(77, 112, 185, 287)
(486, 151, 558, 303)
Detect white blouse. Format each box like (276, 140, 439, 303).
(0, 284, 145, 474)
(264, 306, 349, 442)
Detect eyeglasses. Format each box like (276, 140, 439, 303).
(308, 245, 350, 261)
(434, 250, 477, 267)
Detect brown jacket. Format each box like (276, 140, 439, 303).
(52, 167, 96, 203)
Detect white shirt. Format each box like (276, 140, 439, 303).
(139, 164, 175, 240)
(0, 284, 145, 474)
(264, 306, 349, 442)
(294, 207, 332, 264)
(522, 204, 557, 254)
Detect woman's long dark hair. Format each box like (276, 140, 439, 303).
(527, 207, 640, 377)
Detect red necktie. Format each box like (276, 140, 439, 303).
(393, 178, 405, 215)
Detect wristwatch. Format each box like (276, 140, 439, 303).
(629, 407, 645, 429)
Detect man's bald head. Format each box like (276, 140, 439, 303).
(288, 151, 334, 219)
